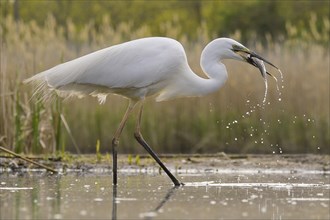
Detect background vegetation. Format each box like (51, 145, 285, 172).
(0, 0, 329, 155)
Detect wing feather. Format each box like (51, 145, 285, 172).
(24, 37, 187, 102)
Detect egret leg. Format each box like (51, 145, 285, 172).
(112, 185, 117, 220)
(112, 101, 137, 185)
(134, 104, 182, 186)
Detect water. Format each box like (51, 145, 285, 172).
(262, 66, 284, 105)
(1, 172, 329, 219)
(263, 76, 269, 104)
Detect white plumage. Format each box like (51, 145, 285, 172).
(24, 37, 249, 103)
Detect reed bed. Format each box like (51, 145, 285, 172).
(0, 15, 329, 154)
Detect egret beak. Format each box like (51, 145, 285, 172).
(233, 46, 279, 80)
(248, 51, 279, 70)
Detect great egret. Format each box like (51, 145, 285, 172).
(25, 37, 280, 186)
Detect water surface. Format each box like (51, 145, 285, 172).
(1, 172, 329, 219)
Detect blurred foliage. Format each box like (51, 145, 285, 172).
(1, 0, 329, 43)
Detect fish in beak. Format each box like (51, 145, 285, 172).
(232, 45, 279, 80)
(246, 54, 278, 81)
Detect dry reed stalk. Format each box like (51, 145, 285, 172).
(0, 146, 57, 173)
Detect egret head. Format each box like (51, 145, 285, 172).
(202, 38, 280, 80)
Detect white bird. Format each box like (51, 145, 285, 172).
(25, 37, 279, 186)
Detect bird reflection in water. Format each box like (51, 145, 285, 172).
(111, 185, 179, 220)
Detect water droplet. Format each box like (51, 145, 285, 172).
(53, 214, 63, 219)
(234, 138, 238, 141)
(80, 210, 87, 216)
(272, 151, 276, 154)
(139, 212, 158, 218)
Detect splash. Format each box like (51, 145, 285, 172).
(261, 61, 284, 105)
(277, 69, 284, 101)
(263, 75, 268, 104)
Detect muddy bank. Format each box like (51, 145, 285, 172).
(0, 154, 329, 174)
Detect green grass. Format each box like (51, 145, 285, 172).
(31, 101, 41, 154)
(0, 15, 329, 155)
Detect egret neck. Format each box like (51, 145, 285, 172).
(183, 40, 229, 98)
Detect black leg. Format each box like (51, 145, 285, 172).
(134, 104, 182, 186)
(112, 139, 118, 185)
(112, 185, 117, 220)
(112, 101, 137, 185)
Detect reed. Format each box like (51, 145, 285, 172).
(14, 87, 23, 153)
(96, 139, 101, 163)
(0, 15, 329, 154)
